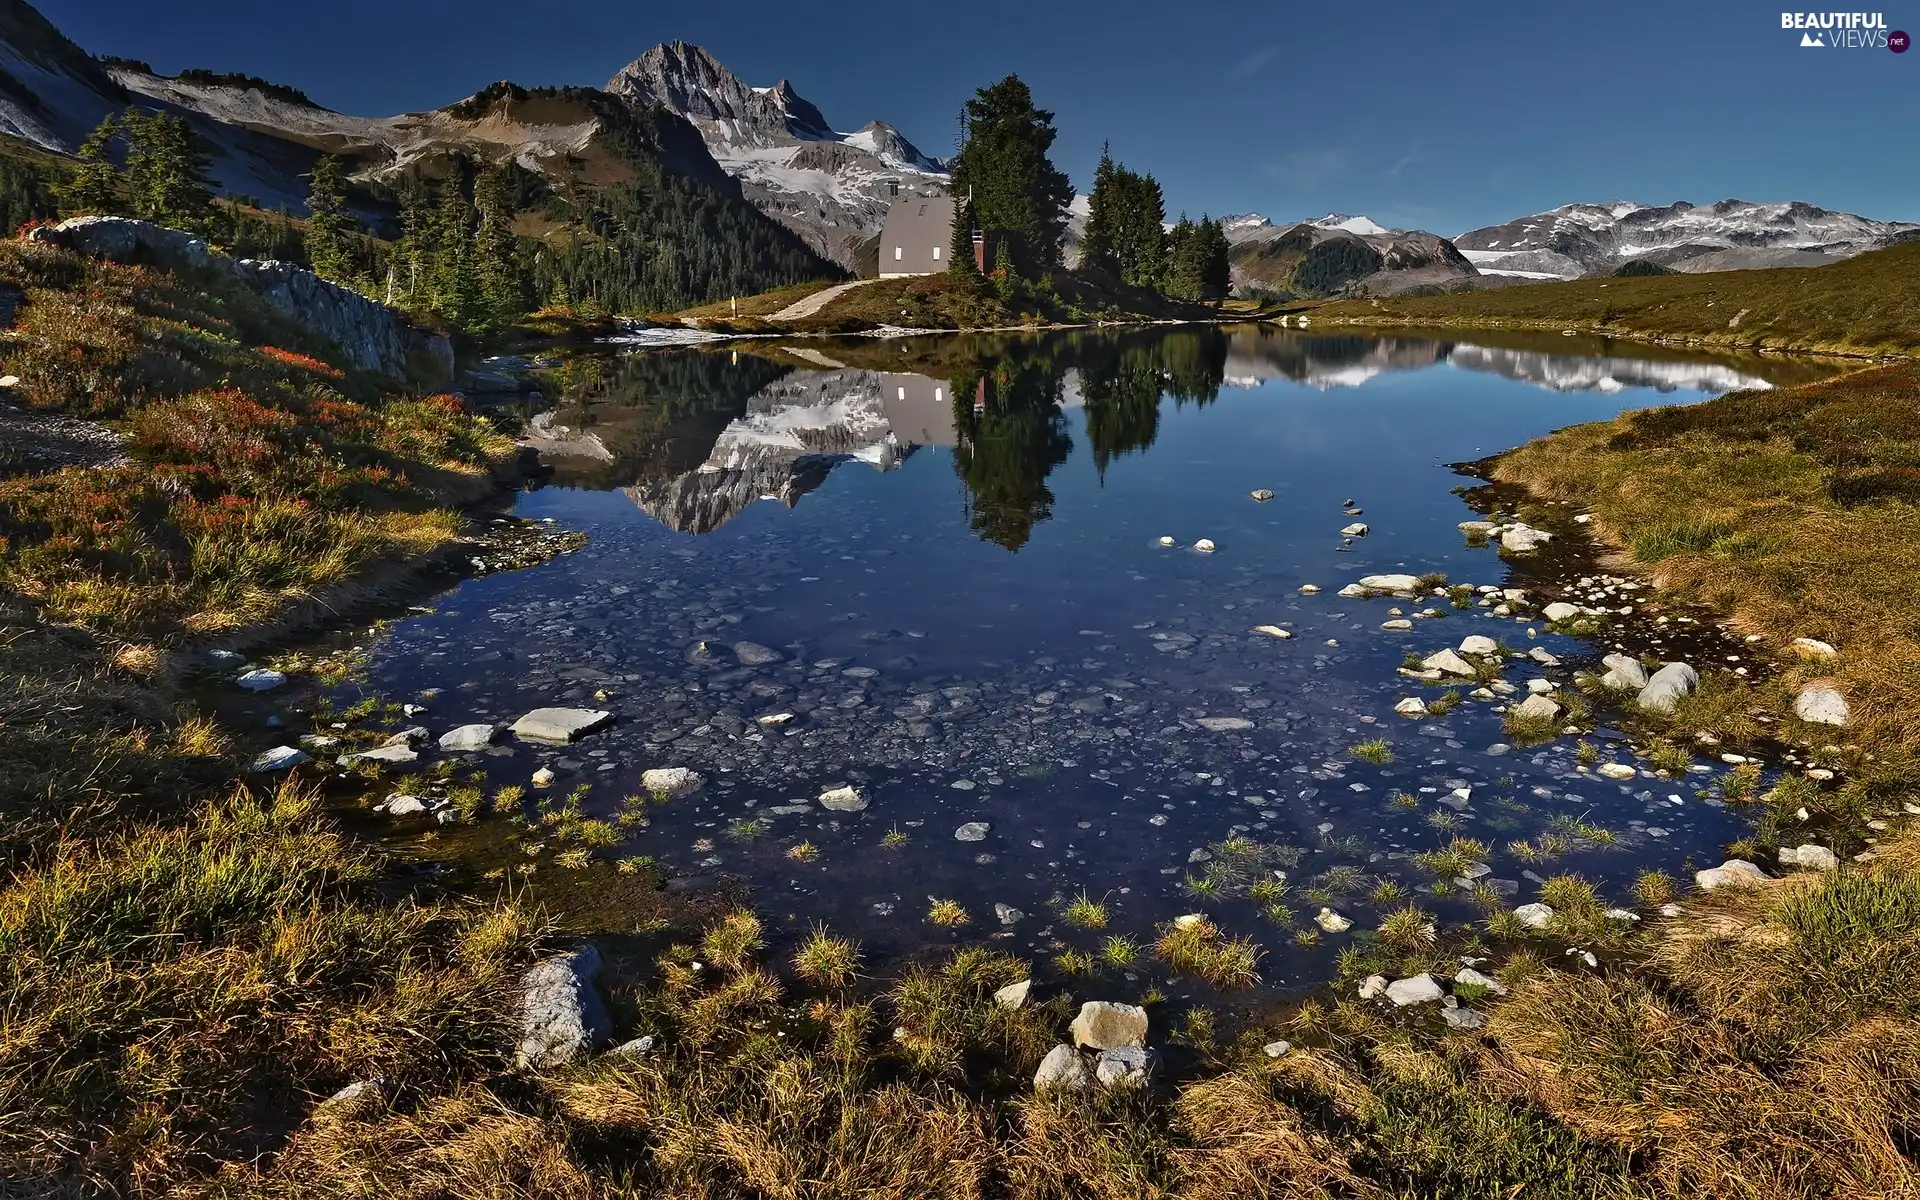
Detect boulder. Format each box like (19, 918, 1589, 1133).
(438, 723, 501, 751)
(1358, 573, 1420, 592)
(236, 668, 287, 692)
(1070, 1001, 1149, 1050)
(1636, 662, 1698, 714)
(1033, 1044, 1094, 1091)
(1381, 618, 1414, 631)
(1793, 685, 1850, 727)
(1193, 538, 1216, 553)
(1250, 489, 1275, 501)
(1314, 907, 1353, 933)
(1458, 520, 1498, 538)
(1422, 649, 1478, 678)
(1458, 635, 1500, 656)
(346, 744, 419, 767)
(814, 783, 866, 811)
(641, 767, 704, 798)
(953, 822, 990, 842)
(1601, 654, 1649, 691)
(1337, 583, 1369, 598)
(1790, 637, 1838, 661)
(250, 745, 312, 772)
(1394, 697, 1429, 718)
(1513, 903, 1555, 929)
(1779, 843, 1839, 872)
(379, 793, 428, 815)
(1695, 859, 1766, 891)
(1094, 1046, 1153, 1088)
(1501, 525, 1551, 552)
(1597, 763, 1638, 781)
(994, 980, 1032, 1010)
(1511, 694, 1561, 722)
(1341, 523, 1370, 537)
(1542, 602, 1582, 623)
(1385, 974, 1444, 1006)
(514, 946, 612, 1069)
(512, 707, 613, 743)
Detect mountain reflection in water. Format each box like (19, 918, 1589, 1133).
(532, 326, 1799, 542)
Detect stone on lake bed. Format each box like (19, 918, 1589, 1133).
(643, 767, 704, 798)
(995, 903, 1026, 925)
(1458, 635, 1499, 656)
(1637, 662, 1698, 714)
(439, 723, 501, 751)
(1250, 489, 1275, 501)
(1597, 763, 1638, 781)
(1196, 716, 1254, 731)
(954, 822, 990, 842)
(250, 745, 310, 772)
(732, 641, 784, 665)
(1034, 1044, 1094, 1091)
(1542, 602, 1582, 623)
(1458, 520, 1497, 537)
(1394, 696, 1429, 717)
(511, 707, 613, 743)
(1385, 974, 1444, 1006)
(1071, 1001, 1149, 1050)
(1696, 859, 1766, 890)
(345, 744, 418, 767)
(1252, 624, 1292, 639)
(1358, 573, 1418, 592)
(1381, 619, 1414, 631)
(1423, 649, 1477, 677)
(818, 784, 867, 812)
(236, 668, 286, 692)
(1793, 685, 1850, 726)
(756, 712, 794, 726)
(1341, 523, 1370, 537)
(1315, 907, 1352, 933)
(379, 793, 428, 815)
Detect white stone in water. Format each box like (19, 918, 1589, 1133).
(1338, 583, 1369, 598)
(756, 712, 795, 726)
(1173, 913, 1207, 930)
(953, 822, 990, 842)
(1358, 573, 1420, 592)
(1598, 763, 1638, 781)
(511, 707, 613, 743)
(1695, 859, 1766, 890)
(1601, 654, 1649, 691)
(1315, 907, 1352, 933)
(1513, 903, 1555, 929)
(439, 723, 500, 751)
(1252, 625, 1292, 639)
(236, 668, 286, 692)
(1250, 489, 1275, 501)
(1358, 974, 1388, 1000)
(380, 793, 428, 815)
(531, 767, 557, 787)
(1193, 538, 1216, 553)
(1385, 974, 1444, 1006)
(1157, 536, 1176, 547)
(1501, 525, 1551, 552)
(1542, 602, 1581, 623)
(1342, 523, 1370, 537)
(1793, 685, 1850, 727)
(1779, 844, 1839, 872)
(995, 903, 1026, 925)
(732, 641, 783, 665)
(1394, 697, 1429, 718)
(346, 744, 418, 766)
(1458, 635, 1499, 656)
(1422, 649, 1478, 677)
(643, 767, 704, 799)
(1298, 584, 1321, 594)
(1458, 520, 1497, 537)
(1381, 619, 1414, 631)
(1526, 678, 1556, 694)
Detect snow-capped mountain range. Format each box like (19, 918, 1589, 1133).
(1455, 200, 1920, 278)
(1221, 212, 1395, 242)
(605, 43, 947, 267)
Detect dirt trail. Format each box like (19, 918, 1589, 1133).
(767, 278, 879, 322)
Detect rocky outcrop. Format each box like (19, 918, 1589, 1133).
(25, 217, 451, 382)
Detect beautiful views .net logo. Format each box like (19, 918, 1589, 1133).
(1780, 11, 1909, 50)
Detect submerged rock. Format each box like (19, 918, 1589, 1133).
(1196, 716, 1254, 731)
(732, 641, 784, 666)
(643, 767, 704, 798)
(953, 822, 990, 842)
(236, 668, 286, 692)
(818, 783, 867, 812)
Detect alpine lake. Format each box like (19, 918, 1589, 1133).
(317, 325, 1846, 1003)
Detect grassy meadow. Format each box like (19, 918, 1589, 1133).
(1309, 240, 1920, 357)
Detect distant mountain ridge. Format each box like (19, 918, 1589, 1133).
(1457, 199, 1920, 278)
(1224, 213, 1479, 298)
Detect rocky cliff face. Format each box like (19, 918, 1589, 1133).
(27, 216, 451, 382)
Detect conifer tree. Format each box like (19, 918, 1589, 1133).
(473, 164, 526, 325)
(1079, 142, 1121, 279)
(948, 76, 1074, 276)
(949, 196, 978, 276)
(58, 115, 123, 216)
(1163, 214, 1201, 299)
(303, 154, 350, 282)
(121, 111, 213, 229)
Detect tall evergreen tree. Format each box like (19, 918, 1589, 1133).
(1163, 214, 1201, 300)
(303, 154, 350, 282)
(58, 115, 123, 216)
(1079, 143, 1121, 279)
(121, 111, 213, 229)
(1195, 215, 1231, 300)
(473, 164, 527, 325)
(949, 196, 978, 276)
(1081, 144, 1168, 290)
(948, 76, 1074, 276)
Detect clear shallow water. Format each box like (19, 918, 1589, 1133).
(352, 328, 1825, 993)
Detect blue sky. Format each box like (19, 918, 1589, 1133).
(42, 0, 1920, 233)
